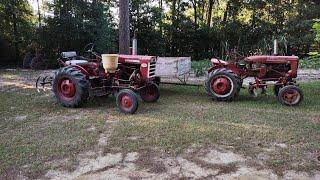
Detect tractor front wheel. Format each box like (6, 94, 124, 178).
(140, 83, 160, 103)
(116, 89, 139, 114)
(53, 67, 89, 108)
(205, 69, 240, 101)
(277, 85, 303, 106)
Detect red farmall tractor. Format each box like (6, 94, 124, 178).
(37, 43, 160, 114)
(204, 52, 303, 106)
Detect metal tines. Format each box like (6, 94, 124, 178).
(36, 76, 53, 92)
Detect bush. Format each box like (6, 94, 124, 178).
(191, 60, 212, 77)
(299, 52, 320, 69)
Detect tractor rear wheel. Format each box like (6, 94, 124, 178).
(277, 85, 303, 106)
(140, 83, 160, 103)
(53, 67, 89, 108)
(116, 89, 139, 114)
(205, 68, 240, 101)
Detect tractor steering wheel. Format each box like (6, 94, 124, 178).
(84, 43, 96, 53)
(83, 43, 101, 60)
(226, 51, 245, 62)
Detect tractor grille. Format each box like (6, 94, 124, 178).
(148, 59, 156, 78)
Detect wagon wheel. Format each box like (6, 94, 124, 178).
(140, 83, 160, 103)
(277, 85, 303, 106)
(116, 89, 139, 114)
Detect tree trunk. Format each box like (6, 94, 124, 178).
(170, 0, 177, 56)
(159, 0, 163, 33)
(37, 0, 41, 28)
(12, 8, 19, 64)
(192, 0, 198, 29)
(207, 0, 214, 26)
(223, 1, 230, 23)
(119, 0, 130, 54)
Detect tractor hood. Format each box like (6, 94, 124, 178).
(245, 55, 298, 64)
(118, 55, 156, 64)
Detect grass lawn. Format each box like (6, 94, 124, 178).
(0, 69, 319, 178)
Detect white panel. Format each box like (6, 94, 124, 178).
(155, 57, 191, 77)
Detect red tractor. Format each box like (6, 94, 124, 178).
(205, 52, 303, 106)
(37, 43, 160, 114)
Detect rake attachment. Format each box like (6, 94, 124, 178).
(36, 75, 53, 92)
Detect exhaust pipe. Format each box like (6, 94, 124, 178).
(132, 37, 137, 55)
(273, 39, 278, 55)
(132, 31, 137, 55)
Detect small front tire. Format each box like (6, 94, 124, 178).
(140, 83, 160, 103)
(277, 85, 303, 106)
(116, 89, 139, 114)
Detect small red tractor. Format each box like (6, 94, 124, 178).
(37, 43, 160, 114)
(205, 52, 303, 106)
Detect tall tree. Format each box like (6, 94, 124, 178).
(0, 0, 34, 64)
(206, 0, 216, 26)
(119, 0, 130, 54)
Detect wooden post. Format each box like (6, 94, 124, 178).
(119, 0, 130, 54)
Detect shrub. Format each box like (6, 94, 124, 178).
(191, 60, 212, 77)
(299, 52, 320, 69)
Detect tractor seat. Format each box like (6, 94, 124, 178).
(65, 60, 88, 65)
(61, 51, 89, 65)
(211, 58, 228, 65)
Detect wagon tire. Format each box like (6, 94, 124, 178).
(277, 85, 303, 106)
(205, 68, 240, 101)
(116, 89, 139, 114)
(53, 67, 89, 108)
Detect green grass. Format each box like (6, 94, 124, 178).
(107, 83, 320, 174)
(0, 69, 320, 178)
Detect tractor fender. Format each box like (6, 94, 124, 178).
(69, 65, 90, 76)
(207, 65, 240, 76)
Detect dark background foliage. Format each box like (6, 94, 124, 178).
(0, 0, 320, 67)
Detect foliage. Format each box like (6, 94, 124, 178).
(130, 0, 165, 55)
(1, 0, 320, 68)
(191, 60, 212, 76)
(313, 22, 320, 42)
(41, 0, 117, 62)
(0, 0, 35, 65)
(312, 20, 320, 49)
(299, 52, 320, 69)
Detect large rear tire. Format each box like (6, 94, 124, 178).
(277, 85, 303, 106)
(205, 68, 240, 101)
(140, 83, 160, 103)
(53, 67, 90, 108)
(116, 89, 139, 114)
